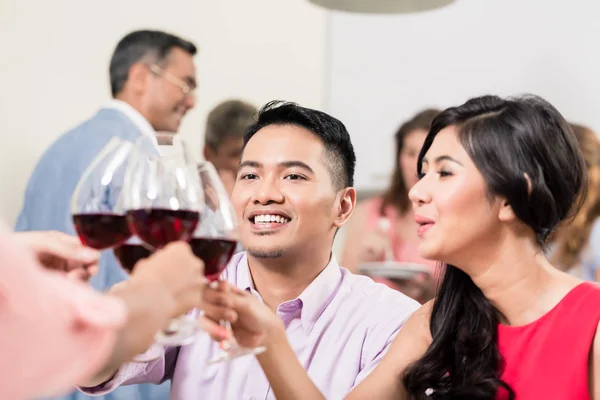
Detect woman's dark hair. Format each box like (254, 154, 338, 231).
(381, 109, 440, 216)
(403, 95, 587, 399)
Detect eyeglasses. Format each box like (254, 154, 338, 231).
(149, 64, 196, 98)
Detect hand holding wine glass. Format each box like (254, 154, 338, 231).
(106, 241, 210, 365)
(126, 242, 207, 319)
(193, 161, 265, 364)
(201, 281, 283, 350)
(13, 231, 100, 281)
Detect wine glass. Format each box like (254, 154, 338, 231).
(71, 137, 133, 250)
(194, 161, 266, 364)
(112, 234, 152, 274)
(122, 136, 204, 345)
(124, 136, 202, 250)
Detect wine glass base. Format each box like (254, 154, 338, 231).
(154, 318, 202, 346)
(206, 345, 266, 365)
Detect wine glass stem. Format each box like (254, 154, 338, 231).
(220, 320, 239, 351)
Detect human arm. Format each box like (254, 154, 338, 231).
(0, 227, 125, 400)
(78, 242, 214, 389)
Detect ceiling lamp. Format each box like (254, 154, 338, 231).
(308, 0, 456, 14)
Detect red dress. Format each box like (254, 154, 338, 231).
(497, 282, 600, 399)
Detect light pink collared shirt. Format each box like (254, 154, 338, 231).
(81, 252, 420, 399)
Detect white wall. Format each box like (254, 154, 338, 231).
(327, 0, 600, 192)
(4, 0, 599, 259)
(0, 0, 328, 226)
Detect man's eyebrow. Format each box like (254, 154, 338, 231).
(238, 160, 262, 170)
(280, 160, 314, 174)
(237, 160, 314, 174)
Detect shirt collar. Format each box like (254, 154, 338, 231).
(235, 252, 343, 334)
(103, 99, 156, 143)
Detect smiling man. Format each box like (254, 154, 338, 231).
(78, 101, 420, 399)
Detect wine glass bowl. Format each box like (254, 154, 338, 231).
(113, 235, 152, 274)
(71, 137, 134, 250)
(124, 141, 202, 250)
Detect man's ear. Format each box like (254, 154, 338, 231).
(333, 187, 356, 228)
(203, 144, 215, 162)
(127, 63, 150, 95)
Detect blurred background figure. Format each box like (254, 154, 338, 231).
(15, 29, 198, 400)
(549, 123, 600, 281)
(341, 109, 440, 302)
(203, 99, 258, 196)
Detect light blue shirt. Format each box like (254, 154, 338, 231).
(16, 106, 170, 400)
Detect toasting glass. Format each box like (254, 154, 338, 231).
(122, 134, 204, 345)
(194, 161, 266, 364)
(71, 137, 133, 250)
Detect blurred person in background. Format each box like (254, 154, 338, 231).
(0, 227, 208, 400)
(203, 99, 257, 196)
(341, 109, 440, 302)
(15, 29, 198, 400)
(550, 123, 600, 281)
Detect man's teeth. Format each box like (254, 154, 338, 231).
(253, 214, 290, 224)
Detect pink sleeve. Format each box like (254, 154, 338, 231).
(78, 345, 179, 395)
(0, 227, 127, 400)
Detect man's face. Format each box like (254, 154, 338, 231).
(142, 47, 197, 132)
(232, 124, 346, 259)
(204, 136, 245, 174)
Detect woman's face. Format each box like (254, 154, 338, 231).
(400, 129, 428, 190)
(408, 126, 506, 265)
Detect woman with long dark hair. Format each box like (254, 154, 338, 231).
(202, 94, 600, 399)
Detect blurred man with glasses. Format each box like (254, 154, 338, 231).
(15, 29, 198, 400)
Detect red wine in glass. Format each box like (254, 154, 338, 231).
(113, 244, 152, 273)
(127, 208, 200, 249)
(72, 213, 131, 250)
(189, 237, 237, 281)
